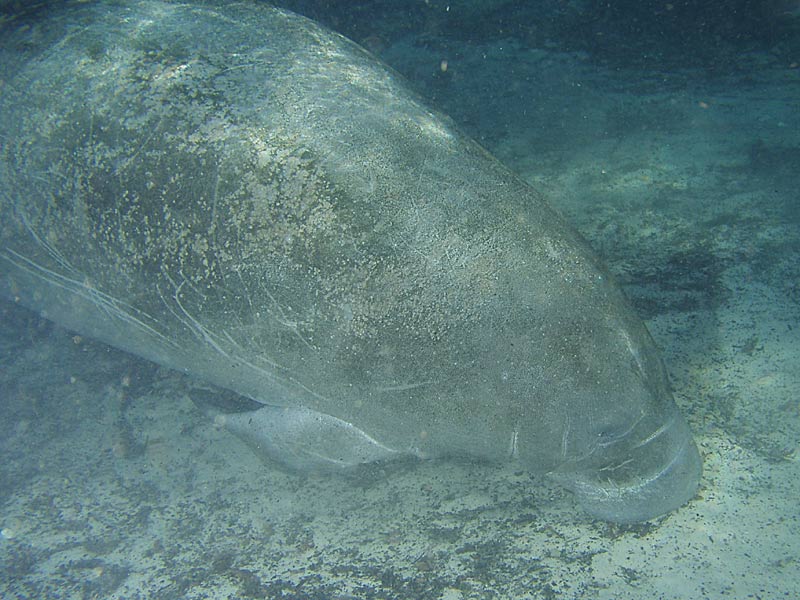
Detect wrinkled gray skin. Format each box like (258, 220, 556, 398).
(0, 0, 701, 523)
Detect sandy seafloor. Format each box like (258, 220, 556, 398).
(1, 11, 799, 600)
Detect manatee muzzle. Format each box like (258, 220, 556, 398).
(550, 415, 702, 523)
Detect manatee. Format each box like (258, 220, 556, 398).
(0, 0, 701, 523)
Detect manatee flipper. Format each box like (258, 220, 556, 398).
(218, 405, 401, 471)
(190, 388, 400, 470)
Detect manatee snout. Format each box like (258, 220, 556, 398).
(551, 415, 702, 523)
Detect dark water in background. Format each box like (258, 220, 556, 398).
(1, 1, 799, 598)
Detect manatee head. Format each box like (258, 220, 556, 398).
(358, 253, 703, 523)
(313, 185, 703, 523)
(499, 292, 703, 523)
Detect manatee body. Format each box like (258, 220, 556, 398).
(0, 1, 700, 522)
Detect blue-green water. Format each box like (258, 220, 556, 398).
(1, 1, 798, 598)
